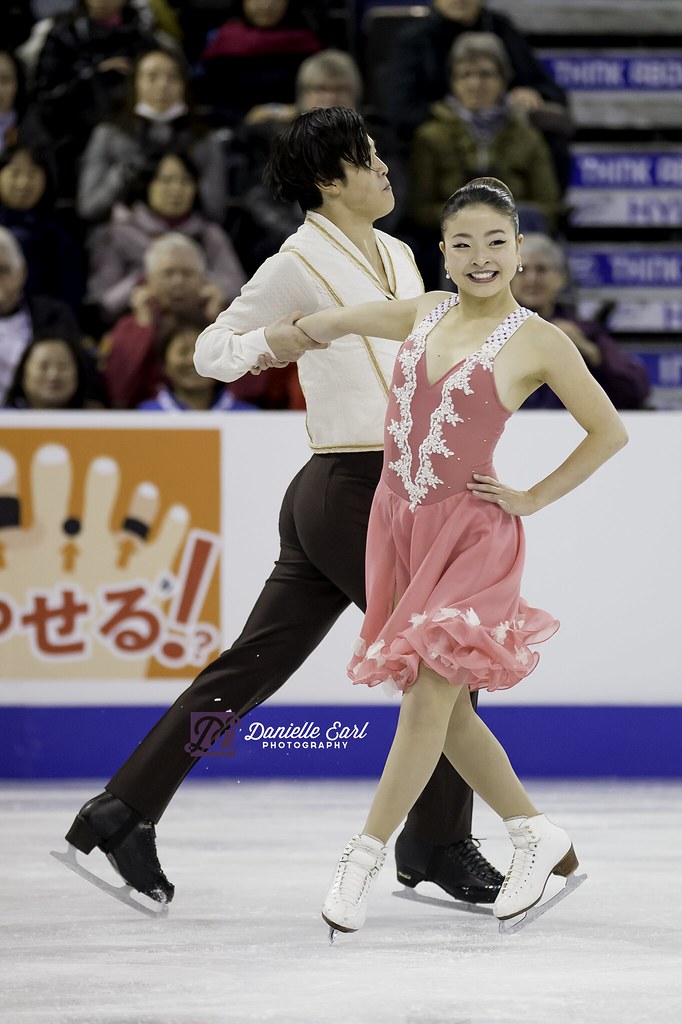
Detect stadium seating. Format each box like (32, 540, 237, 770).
(359, 0, 682, 405)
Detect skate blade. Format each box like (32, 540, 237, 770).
(497, 872, 587, 935)
(321, 911, 354, 943)
(50, 845, 170, 919)
(392, 888, 494, 917)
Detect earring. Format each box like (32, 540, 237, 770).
(517, 264, 523, 272)
(444, 268, 450, 279)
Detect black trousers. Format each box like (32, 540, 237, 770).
(107, 452, 474, 845)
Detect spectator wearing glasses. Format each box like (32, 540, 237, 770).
(408, 33, 560, 286)
(385, 0, 572, 187)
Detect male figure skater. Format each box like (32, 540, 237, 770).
(62, 108, 503, 908)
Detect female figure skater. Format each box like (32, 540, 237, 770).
(292, 177, 628, 933)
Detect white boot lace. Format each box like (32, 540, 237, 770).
(499, 827, 538, 897)
(331, 843, 381, 907)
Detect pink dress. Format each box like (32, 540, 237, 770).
(348, 295, 559, 693)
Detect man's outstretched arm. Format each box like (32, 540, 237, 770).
(193, 252, 328, 383)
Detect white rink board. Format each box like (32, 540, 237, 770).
(0, 410, 679, 708)
(225, 410, 679, 708)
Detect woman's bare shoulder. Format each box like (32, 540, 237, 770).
(406, 291, 455, 334)
(520, 314, 578, 355)
(412, 290, 454, 321)
(513, 313, 585, 380)
(521, 313, 567, 343)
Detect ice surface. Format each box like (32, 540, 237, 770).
(1, 779, 681, 1024)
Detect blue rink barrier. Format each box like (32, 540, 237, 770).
(1, 705, 681, 779)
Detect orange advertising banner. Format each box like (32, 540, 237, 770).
(0, 427, 222, 680)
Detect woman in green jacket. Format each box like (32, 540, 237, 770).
(409, 31, 561, 239)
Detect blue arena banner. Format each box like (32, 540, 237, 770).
(569, 152, 682, 189)
(594, 303, 682, 334)
(567, 151, 682, 226)
(567, 248, 682, 332)
(567, 249, 682, 289)
(541, 53, 682, 91)
(2, 705, 682, 779)
(633, 350, 682, 388)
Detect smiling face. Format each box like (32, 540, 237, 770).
(440, 204, 521, 298)
(22, 339, 79, 409)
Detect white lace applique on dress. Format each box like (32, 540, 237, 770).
(388, 297, 535, 511)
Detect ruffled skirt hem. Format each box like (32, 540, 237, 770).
(347, 600, 559, 694)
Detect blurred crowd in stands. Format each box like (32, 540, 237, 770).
(0, 0, 651, 412)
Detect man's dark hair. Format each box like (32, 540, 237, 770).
(264, 107, 372, 212)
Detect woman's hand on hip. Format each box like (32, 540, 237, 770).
(467, 474, 539, 516)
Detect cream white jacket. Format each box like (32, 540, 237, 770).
(194, 212, 424, 452)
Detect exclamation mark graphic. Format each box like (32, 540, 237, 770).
(160, 530, 221, 665)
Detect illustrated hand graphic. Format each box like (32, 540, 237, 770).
(0, 444, 214, 679)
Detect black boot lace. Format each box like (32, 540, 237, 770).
(447, 837, 504, 885)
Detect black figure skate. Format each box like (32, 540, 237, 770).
(51, 792, 173, 918)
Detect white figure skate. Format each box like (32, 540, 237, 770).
(494, 814, 587, 934)
(322, 833, 387, 941)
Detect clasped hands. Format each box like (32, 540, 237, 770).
(250, 311, 327, 375)
(247, 318, 536, 514)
